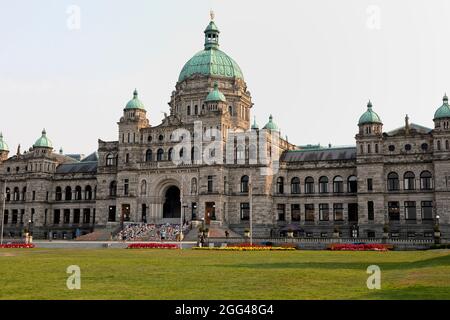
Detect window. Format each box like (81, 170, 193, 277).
(63, 209, 70, 224)
(388, 145, 395, 152)
(85, 186, 93, 200)
(437, 140, 441, 151)
(12, 210, 18, 224)
(65, 186, 72, 201)
(106, 153, 116, 166)
(207, 176, 213, 193)
(168, 148, 174, 161)
(388, 201, 400, 221)
(405, 201, 416, 220)
(109, 181, 117, 197)
(240, 203, 250, 220)
(55, 187, 62, 201)
(291, 204, 300, 221)
(187, 105, 191, 115)
(347, 176, 357, 193)
(319, 176, 328, 193)
(141, 180, 147, 196)
(403, 171, 415, 190)
(125, 153, 130, 163)
(304, 177, 314, 194)
(333, 203, 343, 221)
(405, 144, 412, 151)
(276, 177, 284, 194)
(305, 204, 314, 221)
(420, 171, 432, 190)
(108, 206, 116, 222)
(124, 179, 129, 196)
(277, 204, 286, 221)
(83, 209, 90, 224)
(387, 172, 399, 191)
(368, 201, 374, 221)
(53, 210, 60, 224)
(367, 144, 371, 154)
(240, 175, 249, 193)
(195, 105, 198, 115)
(333, 176, 344, 193)
(157, 149, 164, 161)
(421, 201, 433, 220)
(148, 135, 152, 142)
(145, 149, 152, 162)
(13, 187, 19, 201)
(75, 186, 82, 200)
(421, 143, 428, 151)
(319, 204, 329, 221)
(367, 178, 373, 191)
(158, 134, 164, 141)
(291, 177, 300, 194)
(375, 144, 379, 153)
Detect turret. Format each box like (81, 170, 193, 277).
(118, 89, 149, 144)
(33, 129, 53, 155)
(356, 100, 383, 156)
(205, 82, 227, 114)
(0, 132, 9, 162)
(433, 94, 450, 152)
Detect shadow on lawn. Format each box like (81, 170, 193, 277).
(212, 254, 450, 271)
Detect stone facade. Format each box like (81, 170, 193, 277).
(0, 17, 448, 240)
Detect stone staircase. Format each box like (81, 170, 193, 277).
(75, 224, 121, 241)
(183, 223, 243, 241)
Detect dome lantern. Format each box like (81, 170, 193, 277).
(204, 11, 220, 50)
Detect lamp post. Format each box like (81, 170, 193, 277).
(1, 179, 6, 245)
(249, 178, 253, 246)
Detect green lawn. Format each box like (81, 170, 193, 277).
(0, 248, 449, 300)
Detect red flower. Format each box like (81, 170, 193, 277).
(0, 243, 35, 249)
(126, 243, 179, 249)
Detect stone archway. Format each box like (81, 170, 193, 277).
(163, 186, 181, 218)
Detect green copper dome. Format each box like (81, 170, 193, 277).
(0, 132, 9, 152)
(33, 129, 53, 149)
(125, 89, 145, 110)
(358, 101, 382, 125)
(178, 18, 244, 82)
(205, 82, 226, 102)
(434, 94, 450, 120)
(263, 115, 279, 131)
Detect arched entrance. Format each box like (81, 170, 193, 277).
(163, 186, 181, 218)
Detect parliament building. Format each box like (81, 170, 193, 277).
(1, 17, 449, 240)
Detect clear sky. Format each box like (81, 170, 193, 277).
(1, 0, 450, 155)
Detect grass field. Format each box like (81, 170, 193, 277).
(0, 248, 449, 300)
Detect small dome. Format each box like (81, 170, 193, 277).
(358, 100, 382, 125)
(205, 82, 226, 102)
(263, 115, 279, 131)
(33, 129, 53, 149)
(434, 94, 450, 120)
(0, 132, 9, 152)
(125, 89, 145, 110)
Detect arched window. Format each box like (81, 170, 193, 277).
(145, 149, 152, 162)
(109, 181, 117, 197)
(55, 187, 62, 201)
(65, 186, 72, 201)
(333, 176, 344, 193)
(276, 177, 284, 194)
(75, 186, 82, 200)
(319, 176, 328, 193)
(157, 149, 164, 161)
(387, 172, 400, 191)
(168, 148, 174, 161)
(404, 172, 415, 190)
(446, 140, 449, 150)
(347, 176, 357, 193)
(367, 144, 371, 154)
(191, 178, 197, 195)
(22, 187, 27, 201)
(291, 177, 300, 194)
(437, 140, 441, 151)
(187, 105, 191, 115)
(240, 175, 249, 193)
(375, 144, 379, 153)
(179, 147, 186, 160)
(194, 105, 198, 115)
(106, 153, 116, 166)
(85, 185, 93, 200)
(420, 171, 433, 190)
(13, 187, 20, 201)
(5, 187, 10, 201)
(236, 145, 245, 161)
(305, 177, 314, 194)
(141, 180, 147, 196)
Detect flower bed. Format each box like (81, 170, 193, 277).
(328, 244, 392, 251)
(0, 243, 35, 249)
(193, 246, 295, 251)
(127, 243, 179, 249)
